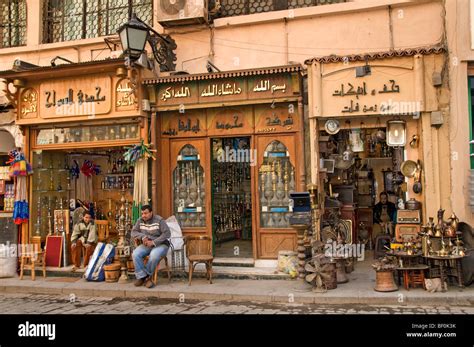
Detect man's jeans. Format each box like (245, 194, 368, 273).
(132, 244, 169, 279)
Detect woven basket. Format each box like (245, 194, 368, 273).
(103, 263, 121, 282)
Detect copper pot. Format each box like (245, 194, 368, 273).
(405, 198, 421, 210)
(445, 226, 456, 238)
(374, 270, 398, 292)
(336, 259, 349, 284)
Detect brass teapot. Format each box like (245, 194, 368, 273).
(448, 213, 459, 231)
(425, 217, 435, 237)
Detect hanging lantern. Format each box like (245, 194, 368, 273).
(386, 119, 406, 147)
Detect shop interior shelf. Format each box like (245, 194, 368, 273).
(100, 188, 133, 191)
(429, 234, 462, 238)
(361, 157, 393, 160)
(33, 189, 69, 193)
(36, 168, 68, 172)
(103, 173, 134, 176)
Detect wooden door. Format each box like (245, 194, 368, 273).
(255, 134, 298, 258)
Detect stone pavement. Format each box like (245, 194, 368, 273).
(0, 292, 473, 314)
(2, 257, 473, 306)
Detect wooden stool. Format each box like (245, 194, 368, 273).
(95, 220, 110, 243)
(396, 265, 428, 290)
(144, 255, 171, 285)
(20, 251, 46, 281)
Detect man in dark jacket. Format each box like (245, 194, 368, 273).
(131, 205, 170, 288)
(373, 192, 397, 239)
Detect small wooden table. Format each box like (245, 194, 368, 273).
(395, 264, 428, 290)
(425, 255, 464, 288)
(387, 251, 423, 268)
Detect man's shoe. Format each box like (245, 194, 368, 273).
(134, 277, 147, 287)
(145, 278, 155, 289)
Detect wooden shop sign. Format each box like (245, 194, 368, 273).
(255, 103, 299, 133)
(156, 73, 299, 107)
(39, 76, 112, 118)
(321, 60, 420, 117)
(161, 110, 207, 138)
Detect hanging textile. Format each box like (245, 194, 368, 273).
(13, 176, 28, 225)
(7, 149, 32, 177)
(7, 149, 32, 225)
(124, 141, 155, 224)
(75, 159, 100, 202)
(132, 158, 148, 223)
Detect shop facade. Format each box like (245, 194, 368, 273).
(0, 59, 149, 256)
(145, 65, 306, 260)
(306, 47, 448, 245)
(0, 120, 20, 246)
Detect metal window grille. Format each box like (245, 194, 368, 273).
(0, 0, 26, 48)
(217, 0, 346, 18)
(42, 0, 152, 44)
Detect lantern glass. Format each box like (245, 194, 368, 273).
(387, 120, 406, 147)
(118, 15, 149, 60)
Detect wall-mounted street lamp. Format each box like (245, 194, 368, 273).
(386, 119, 407, 147)
(118, 14, 176, 72)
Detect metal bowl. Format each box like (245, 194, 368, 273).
(400, 160, 417, 178)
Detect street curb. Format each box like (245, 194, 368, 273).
(1, 284, 472, 306)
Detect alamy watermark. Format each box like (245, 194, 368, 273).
(216, 146, 257, 167)
(0, 242, 41, 261)
(55, 100, 97, 119)
(324, 239, 365, 261)
(380, 99, 422, 119)
(18, 321, 55, 341)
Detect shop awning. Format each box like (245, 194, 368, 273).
(142, 64, 303, 84)
(304, 44, 445, 65)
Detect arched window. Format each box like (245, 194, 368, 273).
(173, 145, 206, 228)
(259, 140, 295, 228)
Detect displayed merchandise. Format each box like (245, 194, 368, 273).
(173, 144, 206, 228)
(259, 140, 294, 228)
(84, 242, 116, 282)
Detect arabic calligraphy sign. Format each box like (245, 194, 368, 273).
(255, 103, 298, 133)
(248, 74, 296, 100)
(116, 78, 137, 111)
(157, 73, 298, 107)
(20, 88, 38, 119)
(39, 76, 111, 118)
(207, 107, 254, 136)
(321, 64, 418, 117)
(161, 110, 206, 138)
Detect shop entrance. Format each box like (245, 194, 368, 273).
(211, 137, 253, 259)
(30, 147, 136, 243)
(319, 126, 406, 248)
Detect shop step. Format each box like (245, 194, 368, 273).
(26, 263, 291, 281)
(213, 257, 255, 267)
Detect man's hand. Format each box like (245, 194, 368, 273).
(84, 243, 91, 248)
(145, 240, 154, 248)
(71, 243, 76, 249)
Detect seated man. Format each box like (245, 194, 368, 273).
(373, 192, 397, 240)
(131, 205, 170, 289)
(71, 211, 98, 272)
